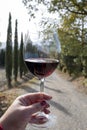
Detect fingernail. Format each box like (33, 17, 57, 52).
(40, 100, 46, 106)
(49, 96, 52, 99)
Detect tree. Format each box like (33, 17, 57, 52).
(23, 0, 87, 40)
(19, 33, 24, 78)
(13, 19, 18, 81)
(48, 0, 87, 15)
(22, 0, 86, 17)
(0, 49, 5, 67)
(22, 0, 87, 37)
(22, 0, 87, 76)
(5, 13, 12, 88)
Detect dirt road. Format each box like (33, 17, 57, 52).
(25, 71, 87, 130)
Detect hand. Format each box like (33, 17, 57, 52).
(0, 92, 52, 130)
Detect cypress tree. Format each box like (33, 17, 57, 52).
(19, 33, 24, 78)
(0, 49, 5, 67)
(13, 19, 18, 81)
(5, 13, 12, 88)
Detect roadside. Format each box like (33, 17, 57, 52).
(57, 70, 87, 94)
(0, 70, 87, 116)
(0, 70, 87, 130)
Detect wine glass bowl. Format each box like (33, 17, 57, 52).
(23, 34, 60, 128)
(24, 58, 58, 79)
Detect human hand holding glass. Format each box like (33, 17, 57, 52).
(0, 93, 52, 130)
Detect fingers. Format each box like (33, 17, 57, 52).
(43, 108, 50, 114)
(22, 92, 52, 105)
(25, 100, 50, 116)
(28, 101, 50, 125)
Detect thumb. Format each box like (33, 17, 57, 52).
(25, 101, 47, 115)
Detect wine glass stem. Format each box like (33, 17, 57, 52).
(40, 78, 45, 92)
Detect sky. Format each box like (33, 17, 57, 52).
(0, 0, 40, 43)
(0, 0, 60, 46)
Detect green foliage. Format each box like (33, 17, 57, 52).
(58, 27, 87, 76)
(49, 0, 87, 15)
(19, 33, 23, 78)
(13, 20, 18, 81)
(19, 33, 27, 78)
(5, 13, 12, 88)
(22, 0, 87, 77)
(0, 49, 5, 67)
(81, 56, 87, 77)
(61, 55, 82, 76)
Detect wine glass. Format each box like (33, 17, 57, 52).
(23, 31, 60, 129)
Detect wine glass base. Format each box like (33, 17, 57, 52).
(27, 114, 57, 129)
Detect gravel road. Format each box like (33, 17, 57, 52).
(24, 71, 87, 130)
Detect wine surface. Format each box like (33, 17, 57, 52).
(25, 58, 59, 79)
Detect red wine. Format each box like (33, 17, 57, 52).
(25, 58, 59, 79)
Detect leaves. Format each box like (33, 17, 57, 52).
(22, 0, 87, 76)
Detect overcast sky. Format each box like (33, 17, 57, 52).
(0, 0, 41, 43)
(0, 0, 60, 45)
